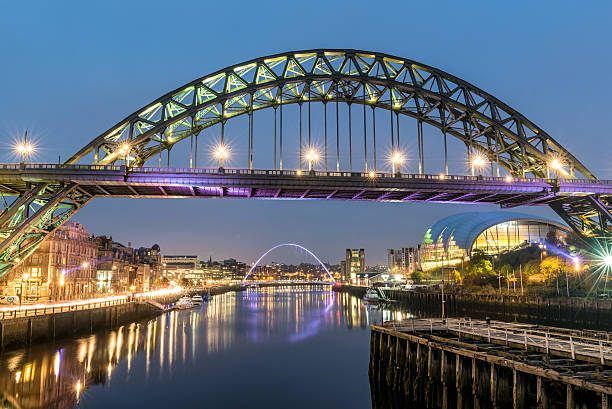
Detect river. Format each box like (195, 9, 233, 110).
(0, 286, 413, 409)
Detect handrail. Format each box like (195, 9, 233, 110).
(2, 163, 612, 185)
(0, 297, 128, 320)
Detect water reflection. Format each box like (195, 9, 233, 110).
(0, 286, 411, 409)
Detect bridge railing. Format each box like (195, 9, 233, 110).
(3, 163, 612, 185)
(0, 297, 128, 320)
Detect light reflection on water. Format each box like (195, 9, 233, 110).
(0, 286, 413, 409)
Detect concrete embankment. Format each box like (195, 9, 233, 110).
(335, 285, 612, 331)
(0, 285, 241, 351)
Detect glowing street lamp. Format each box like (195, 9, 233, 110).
(569, 256, 581, 273)
(117, 143, 131, 169)
(548, 157, 568, 179)
(391, 152, 404, 174)
(471, 154, 486, 176)
(604, 255, 612, 268)
(15, 131, 35, 165)
(306, 148, 319, 173)
(214, 145, 229, 170)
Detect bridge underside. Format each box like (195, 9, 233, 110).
(5, 165, 611, 205)
(1, 164, 611, 277)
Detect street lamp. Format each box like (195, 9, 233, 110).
(214, 145, 229, 170)
(471, 154, 486, 176)
(390, 152, 404, 175)
(15, 131, 35, 165)
(118, 143, 131, 166)
(604, 255, 612, 268)
(306, 148, 319, 173)
(19, 272, 29, 309)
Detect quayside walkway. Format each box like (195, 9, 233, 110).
(0, 288, 184, 320)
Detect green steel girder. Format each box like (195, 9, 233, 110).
(550, 195, 612, 240)
(65, 49, 594, 180)
(0, 50, 607, 280)
(0, 183, 93, 278)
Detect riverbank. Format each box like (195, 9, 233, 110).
(334, 285, 612, 331)
(0, 285, 242, 351)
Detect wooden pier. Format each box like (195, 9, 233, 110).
(370, 319, 612, 408)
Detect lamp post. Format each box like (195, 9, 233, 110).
(214, 145, 229, 171)
(19, 272, 29, 309)
(15, 131, 34, 165)
(548, 158, 565, 179)
(471, 155, 486, 176)
(306, 149, 319, 174)
(59, 270, 66, 301)
(391, 152, 403, 175)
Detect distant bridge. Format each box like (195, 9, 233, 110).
(242, 243, 335, 285)
(1, 49, 611, 277)
(244, 281, 334, 287)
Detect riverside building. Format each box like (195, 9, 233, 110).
(0, 222, 97, 302)
(419, 211, 571, 271)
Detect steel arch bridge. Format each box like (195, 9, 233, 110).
(242, 243, 335, 284)
(1, 49, 611, 277)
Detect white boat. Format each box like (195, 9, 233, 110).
(176, 296, 194, 309)
(191, 295, 204, 305)
(363, 288, 380, 303)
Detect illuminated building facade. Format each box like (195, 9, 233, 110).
(420, 212, 570, 271)
(0, 222, 97, 302)
(345, 249, 365, 283)
(161, 255, 201, 282)
(387, 247, 420, 274)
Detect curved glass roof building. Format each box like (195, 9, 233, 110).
(420, 211, 570, 270)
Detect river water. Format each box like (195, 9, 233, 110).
(0, 286, 412, 409)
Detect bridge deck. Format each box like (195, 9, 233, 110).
(2, 164, 611, 207)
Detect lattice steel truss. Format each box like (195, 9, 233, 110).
(66, 49, 593, 180)
(0, 49, 609, 277)
(0, 182, 93, 274)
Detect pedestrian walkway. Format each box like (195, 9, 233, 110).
(385, 317, 612, 366)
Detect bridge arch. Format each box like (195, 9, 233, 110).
(242, 243, 335, 284)
(66, 49, 594, 180)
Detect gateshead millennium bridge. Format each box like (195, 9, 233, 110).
(1, 49, 611, 276)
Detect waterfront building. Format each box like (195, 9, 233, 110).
(0, 222, 98, 302)
(387, 249, 402, 272)
(95, 236, 136, 293)
(345, 249, 365, 283)
(387, 247, 420, 274)
(419, 211, 571, 271)
(135, 244, 161, 266)
(401, 246, 420, 273)
(161, 255, 200, 282)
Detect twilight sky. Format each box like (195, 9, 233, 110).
(1, 1, 611, 265)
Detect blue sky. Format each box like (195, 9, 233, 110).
(1, 1, 611, 265)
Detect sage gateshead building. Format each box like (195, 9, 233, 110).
(420, 212, 571, 271)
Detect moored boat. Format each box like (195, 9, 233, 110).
(191, 295, 204, 305)
(176, 296, 194, 309)
(363, 288, 380, 303)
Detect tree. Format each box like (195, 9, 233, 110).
(411, 271, 424, 283)
(463, 259, 496, 286)
(540, 257, 562, 280)
(523, 260, 540, 278)
(500, 264, 513, 277)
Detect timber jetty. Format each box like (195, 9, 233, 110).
(370, 318, 612, 408)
